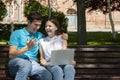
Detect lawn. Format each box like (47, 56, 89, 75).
(1, 32, 120, 46)
(68, 32, 120, 46)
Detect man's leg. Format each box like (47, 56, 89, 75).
(30, 59, 52, 80)
(8, 58, 32, 80)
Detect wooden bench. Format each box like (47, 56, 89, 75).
(1, 45, 120, 80)
(69, 45, 120, 80)
(0, 45, 12, 80)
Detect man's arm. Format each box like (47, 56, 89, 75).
(9, 38, 36, 58)
(9, 46, 29, 58)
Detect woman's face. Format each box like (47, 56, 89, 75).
(45, 20, 57, 37)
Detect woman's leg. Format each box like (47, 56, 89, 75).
(64, 65, 75, 80)
(47, 65, 64, 80)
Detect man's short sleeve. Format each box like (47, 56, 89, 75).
(9, 31, 20, 46)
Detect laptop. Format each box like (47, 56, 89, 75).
(48, 49, 75, 65)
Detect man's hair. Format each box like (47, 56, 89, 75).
(27, 11, 43, 22)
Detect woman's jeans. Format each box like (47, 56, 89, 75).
(46, 65, 75, 80)
(8, 58, 52, 80)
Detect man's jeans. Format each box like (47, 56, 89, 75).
(8, 58, 52, 80)
(46, 65, 75, 80)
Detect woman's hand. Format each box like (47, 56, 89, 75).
(70, 60, 76, 67)
(40, 59, 47, 66)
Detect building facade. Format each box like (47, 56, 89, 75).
(2, 0, 120, 30)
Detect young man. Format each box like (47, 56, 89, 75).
(8, 11, 52, 80)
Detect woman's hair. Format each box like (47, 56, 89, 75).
(47, 17, 63, 35)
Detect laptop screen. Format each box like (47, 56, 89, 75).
(49, 49, 75, 65)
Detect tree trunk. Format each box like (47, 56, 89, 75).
(77, 0, 87, 45)
(18, 0, 22, 24)
(10, 0, 14, 32)
(48, 0, 51, 19)
(107, 0, 116, 39)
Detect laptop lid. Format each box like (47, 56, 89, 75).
(49, 49, 75, 65)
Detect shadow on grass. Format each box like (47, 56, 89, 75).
(68, 32, 120, 46)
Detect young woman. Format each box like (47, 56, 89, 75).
(39, 17, 75, 80)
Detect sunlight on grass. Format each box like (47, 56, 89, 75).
(1, 32, 120, 46)
(0, 41, 8, 45)
(68, 32, 120, 46)
(0, 42, 7, 45)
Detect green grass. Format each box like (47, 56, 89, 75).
(0, 40, 8, 45)
(1, 32, 120, 46)
(68, 32, 120, 46)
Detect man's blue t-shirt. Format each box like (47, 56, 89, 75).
(9, 27, 43, 60)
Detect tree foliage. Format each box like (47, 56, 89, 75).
(24, 0, 68, 34)
(0, 0, 7, 21)
(24, 0, 48, 17)
(86, 0, 120, 14)
(74, 0, 120, 14)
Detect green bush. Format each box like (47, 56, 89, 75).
(24, 0, 48, 17)
(0, 1, 7, 21)
(24, 0, 68, 34)
(0, 24, 27, 41)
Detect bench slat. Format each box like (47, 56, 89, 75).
(75, 68, 120, 73)
(75, 52, 120, 58)
(76, 58, 120, 63)
(0, 52, 9, 57)
(76, 64, 120, 68)
(75, 76, 120, 80)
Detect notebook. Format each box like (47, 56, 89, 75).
(48, 49, 75, 65)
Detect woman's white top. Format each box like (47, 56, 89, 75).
(39, 36, 63, 62)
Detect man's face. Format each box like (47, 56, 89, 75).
(27, 20, 42, 33)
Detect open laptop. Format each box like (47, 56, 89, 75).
(48, 49, 75, 65)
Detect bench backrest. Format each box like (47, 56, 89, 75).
(1, 45, 120, 80)
(69, 45, 120, 79)
(0, 45, 9, 78)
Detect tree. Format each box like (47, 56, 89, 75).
(76, 0, 87, 45)
(74, 0, 120, 44)
(85, 0, 119, 40)
(48, 0, 51, 19)
(18, 0, 23, 24)
(107, 0, 116, 39)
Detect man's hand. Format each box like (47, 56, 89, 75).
(26, 38, 36, 50)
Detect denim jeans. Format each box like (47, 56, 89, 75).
(8, 58, 52, 80)
(46, 65, 75, 80)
